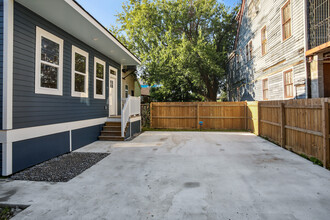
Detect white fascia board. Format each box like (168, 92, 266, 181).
(65, 0, 141, 65)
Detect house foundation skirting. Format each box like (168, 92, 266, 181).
(1, 117, 107, 176)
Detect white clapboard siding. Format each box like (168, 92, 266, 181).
(228, 0, 307, 101)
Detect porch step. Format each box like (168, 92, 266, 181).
(101, 131, 121, 136)
(99, 136, 125, 141)
(99, 120, 126, 141)
(105, 121, 121, 126)
(102, 126, 121, 131)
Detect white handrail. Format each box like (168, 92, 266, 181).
(121, 96, 141, 137)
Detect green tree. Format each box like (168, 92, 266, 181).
(111, 0, 238, 101)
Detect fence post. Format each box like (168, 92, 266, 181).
(196, 103, 200, 129)
(322, 99, 329, 168)
(150, 102, 153, 128)
(280, 102, 286, 148)
(245, 101, 248, 130)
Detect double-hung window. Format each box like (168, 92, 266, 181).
(246, 41, 253, 62)
(249, 41, 253, 60)
(261, 26, 267, 56)
(246, 44, 249, 61)
(262, 78, 269, 100)
(94, 57, 106, 99)
(284, 69, 294, 98)
(281, 0, 292, 41)
(35, 27, 63, 95)
(72, 46, 89, 97)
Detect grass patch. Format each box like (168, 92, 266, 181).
(142, 127, 248, 132)
(298, 153, 323, 167)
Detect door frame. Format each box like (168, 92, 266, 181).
(109, 66, 118, 116)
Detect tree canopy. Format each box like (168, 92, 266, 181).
(111, 0, 238, 101)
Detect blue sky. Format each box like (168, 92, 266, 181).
(76, 0, 239, 29)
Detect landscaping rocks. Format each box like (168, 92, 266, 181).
(11, 152, 109, 182)
(0, 205, 25, 220)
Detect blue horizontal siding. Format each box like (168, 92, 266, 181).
(72, 124, 103, 151)
(13, 2, 122, 129)
(131, 120, 141, 136)
(12, 131, 70, 173)
(0, 143, 2, 176)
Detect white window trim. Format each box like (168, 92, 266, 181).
(71, 46, 89, 98)
(94, 57, 106, 99)
(109, 66, 118, 116)
(35, 26, 64, 96)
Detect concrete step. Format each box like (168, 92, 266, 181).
(101, 131, 121, 136)
(102, 126, 121, 131)
(99, 136, 125, 141)
(105, 122, 121, 126)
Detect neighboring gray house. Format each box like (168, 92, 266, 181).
(0, 0, 141, 176)
(227, 0, 307, 101)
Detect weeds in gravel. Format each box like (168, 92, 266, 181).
(0, 207, 13, 220)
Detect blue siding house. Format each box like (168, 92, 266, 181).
(1, 0, 142, 176)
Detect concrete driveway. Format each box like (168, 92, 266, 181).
(1, 131, 330, 220)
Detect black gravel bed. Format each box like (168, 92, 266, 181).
(10, 152, 109, 182)
(0, 204, 27, 220)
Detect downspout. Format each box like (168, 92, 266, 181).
(303, 0, 310, 98)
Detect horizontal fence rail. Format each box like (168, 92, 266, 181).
(150, 98, 330, 169)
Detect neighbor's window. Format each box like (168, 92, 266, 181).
(35, 27, 63, 95)
(284, 69, 294, 98)
(246, 44, 249, 61)
(261, 26, 267, 55)
(72, 46, 89, 97)
(249, 41, 253, 60)
(281, 0, 292, 41)
(94, 57, 106, 99)
(262, 78, 269, 100)
(246, 41, 253, 61)
(125, 85, 129, 98)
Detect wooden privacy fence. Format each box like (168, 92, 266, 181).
(150, 99, 330, 169)
(257, 98, 330, 169)
(150, 102, 248, 130)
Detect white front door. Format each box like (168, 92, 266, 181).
(109, 67, 117, 116)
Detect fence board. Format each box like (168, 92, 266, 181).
(256, 98, 329, 168)
(151, 102, 246, 130)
